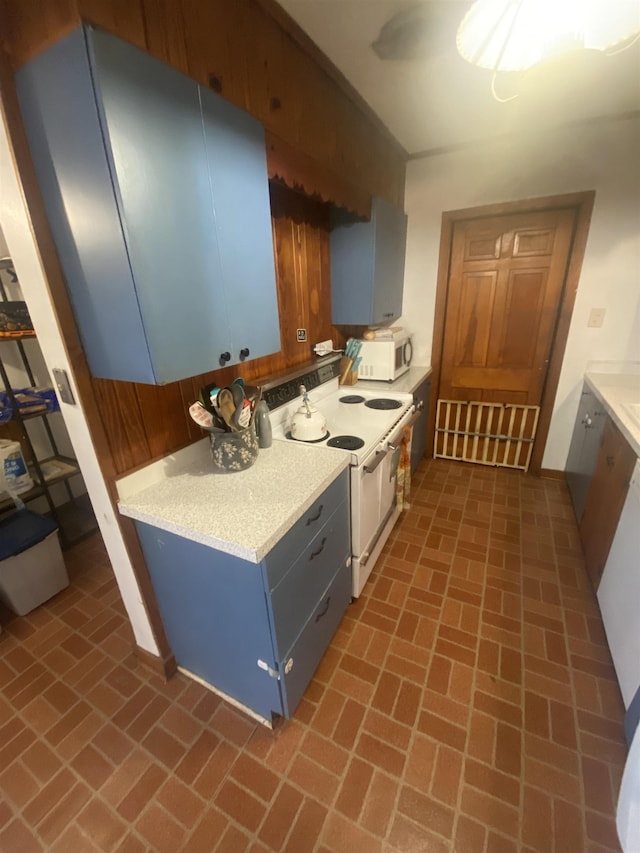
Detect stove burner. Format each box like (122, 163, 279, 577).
(365, 398, 403, 410)
(339, 395, 365, 404)
(285, 431, 330, 444)
(327, 435, 365, 451)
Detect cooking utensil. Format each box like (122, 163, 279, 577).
(217, 388, 239, 431)
(189, 401, 216, 430)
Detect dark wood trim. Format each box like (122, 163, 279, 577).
(265, 130, 371, 217)
(425, 216, 454, 461)
(0, 35, 174, 669)
(428, 191, 596, 475)
(134, 643, 178, 680)
(253, 0, 408, 161)
(529, 191, 595, 473)
(408, 110, 640, 162)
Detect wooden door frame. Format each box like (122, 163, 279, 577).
(427, 191, 595, 475)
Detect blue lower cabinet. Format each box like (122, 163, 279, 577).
(134, 472, 351, 721)
(278, 561, 352, 718)
(135, 522, 282, 720)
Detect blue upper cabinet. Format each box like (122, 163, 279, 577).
(16, 26, 280, 384)
(330, 196, 408, 326)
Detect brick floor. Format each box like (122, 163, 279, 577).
(0, 459, 626, 851)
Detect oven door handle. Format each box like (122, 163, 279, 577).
(364, 448, 388, 475)
(405, 410, 422, 429)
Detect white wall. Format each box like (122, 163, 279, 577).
(0, 105, 159, 656)
(401, 115, 640, 470)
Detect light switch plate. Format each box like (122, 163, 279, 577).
(297, 329, 307, 342)
(588, 308, 606, 328)
(52, 368, 75, 405)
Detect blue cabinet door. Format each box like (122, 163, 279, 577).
(16, 28, 154, 384)
(17, 26, 280, 384)
(89, 29, 231, 382)
(136, 522, 282, 721)
(331, 196, 407, 326)
(372, 196, 407, 324)
(200, 86, 281, 366)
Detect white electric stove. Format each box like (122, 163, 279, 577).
(263, 356, 417, 597)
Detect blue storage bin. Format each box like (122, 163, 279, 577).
(0, 510, 58, 559)
(0, 510, 67, 615)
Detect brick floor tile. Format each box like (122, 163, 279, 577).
(71, 743, 114, 789)
(0, 818, 44, 853)
(334, 756, 373, 821)
(258, 782, 302, 849)
(230, 752, 280, 802)
(214, 779, 266, 832)
(156, 776, 206, 827)
(117, 764, 167, 822)
(186, 806, 229, 852)
(76, 799, 128, 850)
(0, 461, 629, 852)
(135, 803, 187, 852)
(388, 814, 450, 853)
(289, 753, 340, 806)
(356, 732, 406, 777)
(320, 810, 383, 853)
(283, 797, 327, 853)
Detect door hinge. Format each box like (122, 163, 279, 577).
(257, 659, 280, 680)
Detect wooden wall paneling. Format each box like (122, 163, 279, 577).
(178, 0, 250, 111)
(90, 380, 152, 472)
(140, 0, 189, 72)
(265, 134, 371, 218)
(244, 6, 302, 143)
(134, 381, 191, 461)
(77, 0, 147, 49)
(1, 0, 80, 66)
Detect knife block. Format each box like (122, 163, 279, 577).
(339, 356, 358, 386)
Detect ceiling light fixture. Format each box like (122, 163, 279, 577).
(457, 0, 640, 100)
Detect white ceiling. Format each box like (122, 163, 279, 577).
(277, 0, 640, 156)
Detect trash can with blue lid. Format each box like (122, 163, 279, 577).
(0, 509, 68, 615)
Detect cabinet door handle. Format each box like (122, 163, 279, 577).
(310, 537, 327, 560)
(306, 504, 323, 525)
(606, 455, 615, 467)
(240, 347, 250, 359)
(219, 351, 231, 364)
(315, 595, 331, 622)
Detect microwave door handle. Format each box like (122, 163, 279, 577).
(404, 339, 413, 366)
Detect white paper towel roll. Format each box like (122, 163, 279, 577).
(0, 439, 33, 496)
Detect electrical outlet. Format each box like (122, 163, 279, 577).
(313, 339, 333, 356)
(296, 329, 307, 342)
(588, 308, 606, 328)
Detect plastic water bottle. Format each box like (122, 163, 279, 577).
(254, 400, 272, 449)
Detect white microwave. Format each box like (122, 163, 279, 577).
(356, 333, 413, 381)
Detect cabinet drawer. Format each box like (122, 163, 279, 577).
(279, 560, 351, 717)
(270, 501, 350, 659)
(264, 470, 349, 590)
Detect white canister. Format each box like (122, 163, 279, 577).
(0, 439, 33, 496)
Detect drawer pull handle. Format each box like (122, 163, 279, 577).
(315, 595, 331, 622)
(306, 504, 324, 526)
(310, 537, 327, 560)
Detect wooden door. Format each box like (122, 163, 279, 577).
(440, 209, 576, 405)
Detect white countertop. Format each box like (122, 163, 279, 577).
(117, 438, 349, 564)
(585, 369, 640, 457)
(353, 365, 432, 395)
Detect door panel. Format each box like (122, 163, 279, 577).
(440, 208, 576, 406)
